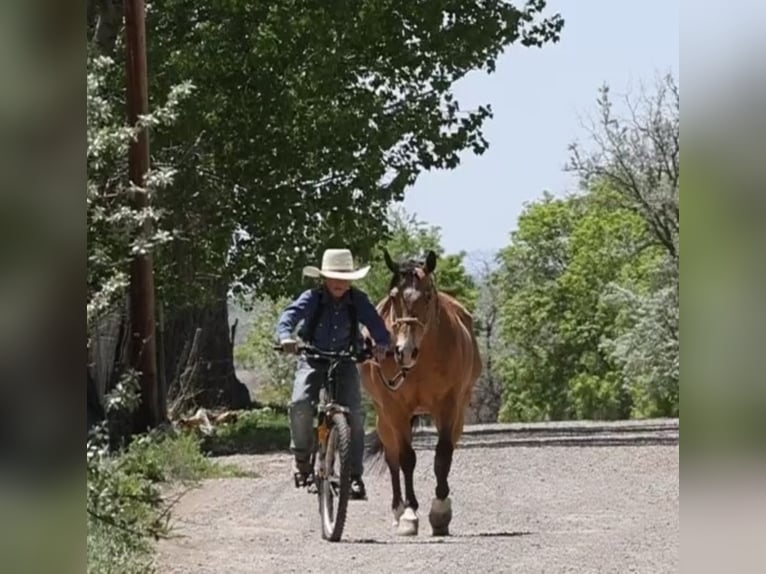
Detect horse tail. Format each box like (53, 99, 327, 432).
(363, 429, 387, 475)
(363, 416, 420, 474)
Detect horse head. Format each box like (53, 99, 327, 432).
(382, 247, 439, 369)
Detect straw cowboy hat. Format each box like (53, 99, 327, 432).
(302, 248, 371, 281)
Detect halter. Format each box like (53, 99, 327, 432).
(373, 273, 439, 392)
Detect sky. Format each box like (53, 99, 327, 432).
(402, 0, 679, 257)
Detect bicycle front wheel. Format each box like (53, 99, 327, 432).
(318, 413, 351, 542)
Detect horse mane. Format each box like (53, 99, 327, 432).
(436, 290, 474, 329)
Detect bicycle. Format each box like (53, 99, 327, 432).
(273, 339, 383, 542)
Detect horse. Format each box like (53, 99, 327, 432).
(360, 248, 482, 536)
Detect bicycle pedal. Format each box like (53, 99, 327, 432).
(294, 472, 313, 489)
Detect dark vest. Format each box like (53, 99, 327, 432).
(302, 287, 359, 351)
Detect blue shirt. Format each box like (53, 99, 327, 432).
(276, 287, 391, 351)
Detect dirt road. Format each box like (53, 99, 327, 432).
(156, 420, 678, 574)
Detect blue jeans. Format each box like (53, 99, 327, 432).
(289, 357, 365, 476)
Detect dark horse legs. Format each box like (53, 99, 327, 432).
(429, 428, 455, 535)
(401, 442, 418, 511)
(385, 451, 403, 520)
(387, 421, 420, 535)
(434, 432, 454, 500)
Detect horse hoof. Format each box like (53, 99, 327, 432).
(396, 507, 419, 536)
(391, 502, 405, 527)
(429, 497, 452, 536)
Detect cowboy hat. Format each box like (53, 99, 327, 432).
(302, 248, 370, 281)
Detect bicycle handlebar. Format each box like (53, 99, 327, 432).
(272, 337, 394, 363)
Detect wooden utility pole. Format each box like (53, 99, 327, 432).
(125, 0, 161, 430)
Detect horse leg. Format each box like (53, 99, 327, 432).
(376, 417, 405, 527)
(396, 424, 419, 536)
(430, 407, 460, 536)
(385, 449, 404, 526)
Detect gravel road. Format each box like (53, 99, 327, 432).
(155, 420, 678, 574)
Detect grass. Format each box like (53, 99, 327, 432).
(203, 407, 291, 456)
(122, 430, 256, 481)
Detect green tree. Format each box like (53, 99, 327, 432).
(468, 254, 508, 423)
(495, 73, 680, 422)
(496, 186, 659, 422)
(568, 73, 679, 418)
(496, 192, 580, 421)
(144, 0, 564, 298)
(87, 50, 194, 427)
(87, 0, 564, 410)
(233, 297, 296, 406)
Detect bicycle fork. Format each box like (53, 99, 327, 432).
(315, 403, 350, 479)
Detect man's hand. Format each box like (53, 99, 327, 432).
(373, 344, 390, 362)
(280, 338, 298, 354)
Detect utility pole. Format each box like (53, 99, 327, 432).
(124, 0, 161, 431)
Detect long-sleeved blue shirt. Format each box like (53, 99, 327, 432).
(276, 286, 391, 351)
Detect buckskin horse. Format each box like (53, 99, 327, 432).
(360, 248, 482, 536)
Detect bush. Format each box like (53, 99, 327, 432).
(86, 372, 249, 573)
(567, 372, 628, 420)
(204, 408, 291, 456)
(87, 426, 169, 574)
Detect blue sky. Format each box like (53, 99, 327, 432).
(402, 0, 679, 256)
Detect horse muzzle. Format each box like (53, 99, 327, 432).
(395, 345, 419, 366)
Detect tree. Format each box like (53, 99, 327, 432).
(568, 72, 679, 418)
(468, 254, 507, 423)
(496, 192, 581, 421)
(496, 186, 660, 422)
(87, 50, 192, 426)
(493, 73, 680, 422)
(568, 73, 679, 262)
(88, 0, 565, 410)
(233, 296, 296, 406)
(144, 0, 564, 295)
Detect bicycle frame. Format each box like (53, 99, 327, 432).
(273, 341, 374, 470)
(302, 346, 369, 470)
(316, 362, 347, 451)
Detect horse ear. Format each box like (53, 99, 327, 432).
(383, 248, 397, 273)
(425, 250, 437, 273)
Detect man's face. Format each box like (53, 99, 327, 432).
(325, 278, 351, 299)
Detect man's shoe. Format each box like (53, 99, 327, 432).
(350, 475, 367, 500)
(294, 471, 316, 492)
(292, 457, 314, 488)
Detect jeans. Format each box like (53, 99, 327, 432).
(289, 357, 365, 476)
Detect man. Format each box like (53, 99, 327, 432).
(276, 248, 391, 500)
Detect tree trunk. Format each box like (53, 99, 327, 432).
(162, 285, 251, 411)
(89, 0, 124, 55)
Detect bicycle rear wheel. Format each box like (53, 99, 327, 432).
(318, 413, 351, 541)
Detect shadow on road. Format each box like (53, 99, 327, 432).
(343, 538, 447, 545)
(457, 531, 533, 538)
(342, 531, 533, 544)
